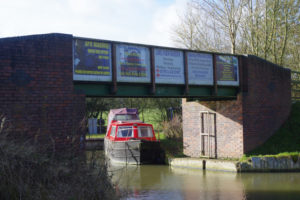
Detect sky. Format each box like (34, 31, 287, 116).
(0, 0, 188, 47)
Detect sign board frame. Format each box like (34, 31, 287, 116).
(187, 52, 213, 85)
(115, 44, 151, 83)
(73, 39, 112, 82)
(154, 48, 185, 85)
(216, 55, 239, 86)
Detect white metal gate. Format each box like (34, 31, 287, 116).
(200, 111, 216, 158)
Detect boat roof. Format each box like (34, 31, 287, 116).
(116, 120, 142, 123)
(109, 108, 138, 115)
(111, 120, 151, 126)
(107, 108, 140, 129)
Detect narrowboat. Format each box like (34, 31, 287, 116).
(104, 108, 164, 165)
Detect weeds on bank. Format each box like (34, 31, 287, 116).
(0, 116, 118, 200)
(159, 116, 185, 160)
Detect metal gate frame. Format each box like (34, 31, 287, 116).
(200, 111, 217, 158)
(291, 71, 300, 101)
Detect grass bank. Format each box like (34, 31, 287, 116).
(86, 133, 105, 139)
(241, 102, 300, 161)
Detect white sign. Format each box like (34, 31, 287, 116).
(116, 44, 151, 83)
(154, 48, 184, 84)
(187, 52, 213, 85)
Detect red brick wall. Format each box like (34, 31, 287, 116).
(183, 55, 291, 158)
(0, 33, 86, 151)
(182, 96, 244, 158)
(242, 55, 291, 153)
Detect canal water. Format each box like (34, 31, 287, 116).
(108, 164, 300, 200)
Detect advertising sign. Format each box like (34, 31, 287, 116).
(187, 52, 213, 85)
(154, 48, 184, 84)
(73, 39, 112, 81)
(216, 55, 239, 86)
(116, 44, 151, 83)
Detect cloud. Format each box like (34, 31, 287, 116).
(0, 0, 187, 46)
(144, 0, 188, 47)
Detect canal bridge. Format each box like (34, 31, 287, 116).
(0, 33, 292, 158)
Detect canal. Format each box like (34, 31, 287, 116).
(108, 164, 300, 200)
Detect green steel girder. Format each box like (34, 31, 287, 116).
(74, 82, 238, 100)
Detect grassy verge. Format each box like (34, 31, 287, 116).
(241, 102, 300, 161)
(155, 132, 166, 140)
(142, 108, 165, 132)
(86, 134, 105, 139)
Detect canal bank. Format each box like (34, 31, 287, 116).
(85, 138, 104, 150)
(169, 156, 300, 172)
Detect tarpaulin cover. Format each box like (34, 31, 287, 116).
(109, 108, 138, 115)
(107, 108, 139, 132)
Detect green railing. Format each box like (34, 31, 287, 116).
(291, 71, 300, 101)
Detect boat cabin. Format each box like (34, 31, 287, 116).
(106, 121, 157, 141)
(104, 108, 162, 164)
(106, 108, 157, 142)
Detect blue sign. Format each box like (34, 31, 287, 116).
(216, 55, 239, 86)
(73, 39, 112, 81)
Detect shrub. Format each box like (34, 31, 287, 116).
(161, 115, 183, 139)
(0, 116, 118, 200)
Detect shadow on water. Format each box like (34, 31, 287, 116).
(107, 163, 300, 200)
(239, 173, 300, 200)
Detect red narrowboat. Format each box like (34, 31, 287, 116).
(104, 108, 163, 164)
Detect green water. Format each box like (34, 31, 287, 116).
(108, 164, 300, 200)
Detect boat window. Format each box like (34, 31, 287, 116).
(110, 126, 116, 137)
(114, 114, 139, 121)
(138, 126, 153, 138)
(117, 126, 133, 138)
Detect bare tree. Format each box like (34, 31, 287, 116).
(241, 0, 299, 67)
(173, 0, 246, 54)
(198, 0, 246, 54)
(173, 0, 300, 70)
(172, 2, 229, 52)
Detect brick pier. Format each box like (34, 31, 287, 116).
(183, 56, 291, 158)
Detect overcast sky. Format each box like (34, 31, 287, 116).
(0, 0, 187, 47)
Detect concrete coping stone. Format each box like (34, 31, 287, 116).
(169, 156, 300, 173)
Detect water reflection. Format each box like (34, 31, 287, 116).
(109, 164, 184, 199)
(108, 164, 300, 200)
(170, 167, 245, 200)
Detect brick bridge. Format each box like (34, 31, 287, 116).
(0, 33, 291, 158)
